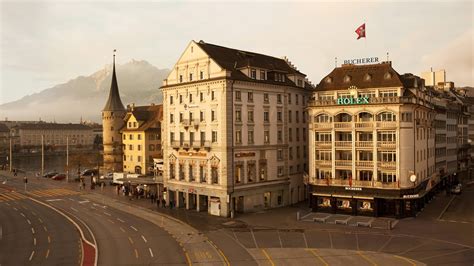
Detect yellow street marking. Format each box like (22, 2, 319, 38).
(134, 249, 139, 259)
(358, 251, 377, 266)
(261, 249, 275, 266)
(217, 248, 230, 266)
(45, 249, 50, 259)
(307, 249, 329, 266)
(185, 251, 192, 266)
(394, 255, 417, 266)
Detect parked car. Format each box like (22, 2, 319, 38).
(43, 172, 58, 178)
(81, 169, 99, 177)
(52, 174, 66, 181)
(451, 184, 462, 195)
(98, 173, 114, 185)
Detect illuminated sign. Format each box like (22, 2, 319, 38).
(343, 57, 379, 65)
(337, 97, 369, 105)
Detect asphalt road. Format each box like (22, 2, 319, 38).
(0, 187, 81, 266)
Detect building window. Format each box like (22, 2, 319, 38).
(277, 130, 282, 142)
(359, 171, 373, 181)
(236, 91, 241, 101)
(378, 151, 396, 162)
(288, 111, 292, 123)
(169, 163, 175, 179)
(137, 156, 142, 162)
(211, 91, 215, 100)
(179, 95, 183, 104)
(260, 70, 266, 80)
(379, 172, 396, 183)
(277, 111, 282, 122)
(170, 132, 175, 142)
(137, 134, 141, 140)
(259, 163, 267, 181)
(179, 164, 184, 180)
(170, 95, 174, 104)
(128, 122, 132, 128)
(170, 114, 174, 123)
(314, 113, 332, 123)
(296, 111, 299, 123)
(247, 162, 256, 182)
(264, 111, 269, 122)
(289, 128, 293, 142)
(303, 129, 306, 141)
(236, 110, 242, 122)
(200, 165, 206, 183)
(211, 110, 216, 121)
(277, 166, 284, 177)
(277, 94, 282, 104)
(211, 167, 219, 184)
(248, 110, 254, 122)
(289, 147, 293, 160)
(200, 71, 204, 80)
(251, 69, 257, 79)
(377, 131, 396, 142)
(376, 112, 396, 121)
(235, 164, 242, 184)
(179, 113, 183, 122)
(296, 128, 300, 141)
(200, 111, 204, 122)
(401, 112, 413, 122)
(235, 130, 242, 144)
(179, 75, 183, 83)
(189, 73, 193, 81)
(149, 144, 155, 151)
(248, 130, 254, 144)
(189, 165, 194, 181)
(129, 144, 133, 150)
(137, 145, 141, 151)
(295, 95, 299, 104)
(264, 93, 269, 103)
(297, 79, 303, 87)
(189, 93, 193, 103)
(277, 149, 283, 160)
(288, 93, 291, 104)
(212, 131, 218, 143)
(264, 131, 270, 143)
(248, 92, 253, 102)
(123, 155, 126, 161)
(123, 134, 126, 140)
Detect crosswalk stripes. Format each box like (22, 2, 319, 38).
(28, 188, 81, 198)
(0, 191, 27, 202)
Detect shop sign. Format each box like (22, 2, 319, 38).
(343, 57, 379, 65)
(403, 194, 419, 199)
(345, 187, 362, 191)
(235, 152, 255, 158)
(337, 96, 369, 105)
(178, 151, 207, 157)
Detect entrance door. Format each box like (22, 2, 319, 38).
(236, 196, 244, 213)
(264, 192, 271, 208)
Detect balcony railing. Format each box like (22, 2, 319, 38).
(315, 141, 332, 148)
(334, 141, 351, 148)
(191, 119, 200, 127)
(181, 119, 190, 127)
(355, 161, 373, 168)
(355, 141, 373, 148)
(308, 96, 418, 107)
(376, 121, 397, 128)
(334, 122, 351, 129)
(355, 122, 373, 129)
(377, 141, 396, 149)
(171, 140, 180, 149)
(312, 123, 332, 129)
(377, 161, 396, 168)
(335, 160, 352, 167)
(200, 141, 211, 149)
(315, 160, 332, 167)
(311, 178, 399, 189)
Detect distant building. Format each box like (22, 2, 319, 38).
(0, 123, 10, 153)
(9, 123, 94, 151)
(102, 52, 126, 173)
(421, 68, 446, 87)
(161, 40, 312, 217)
(121, 104, 163, 175)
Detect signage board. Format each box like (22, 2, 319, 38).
(343, 57, 379, 65)
(345, 187, 362, 191)
(337, 96, 369, 105)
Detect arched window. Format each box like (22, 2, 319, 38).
(335, 113, 352, 122)
(314, 114, 332, 123)
(358, 112, 373, 121)
(376, 112, 396, 121)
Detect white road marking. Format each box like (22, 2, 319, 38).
(130, 226, 138, 232)
(13, 207, 17, 211)
(46, 199, 63, 202)
(90, 207, 96, 210)
(128, 236, 134, 244)
(43, 226, 47, 232)
(33, 237, 36, 246)
(31, 211, 37, 216)
(31, 228, 35, 234)
(45, 249, 50, 259)
(20, 212, 25, 217)
(47, 236, 51, 243)
(38, 218, 43, 223)
(68, 198, 75, 201)
(107, 219, 115, 224)
(134, 249, 138, 259)
(117, 218, 125, 223)
(0, 226, 2, 240)
(141, 235, 147, 243)
(27, 219, 31, 225)
(103, 212, 111, 216)
(70, 207, 78, 212)
(120, 227, 125, 233)
(78, 200, 89, 204)
(5, 202, 10, 206)
(29, 251, 35, 261)
(149, 248, 154, 258)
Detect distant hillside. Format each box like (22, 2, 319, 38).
(0, 60, 169, 122)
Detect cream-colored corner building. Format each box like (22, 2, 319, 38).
(121, 104, 163, 175)
(308, 62, 437, 218)
(161, 40, 312, 217)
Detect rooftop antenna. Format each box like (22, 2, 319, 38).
(335, 57, 337, 68)
(386, 52, 389, 61)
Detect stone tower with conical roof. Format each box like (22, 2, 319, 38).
(102, 50, 126, 173)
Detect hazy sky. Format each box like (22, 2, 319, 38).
(1, 0, 473, 104)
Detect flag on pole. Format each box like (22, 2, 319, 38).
(355, 23, 366, 40)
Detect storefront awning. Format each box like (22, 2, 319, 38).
(116, 177, 160, 185)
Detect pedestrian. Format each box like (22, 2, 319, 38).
(36, 172, 39, 180)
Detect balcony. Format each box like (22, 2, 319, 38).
(334, 122, 351, 129)
(355, 161, 373, 168)
(308, 96, 418, 107)
(315, 160, 332, 167)
(355, 141, 373, 148)
(171, 140, 180, 149)
(315, 141, 332, 148)
(311, 178, 399, 189)
(355, 122, 373, 129)
(312, 123, 332, 129)
(335, 160, 352, 167)
(334, 141, 351, 148)
(191, 119, 200, 128)
(377, 161, 396, 169)
(374, 181, 398, 189)
(376, 121, 397, 128)
(200, 141, 211, 150)
(182, 141, 190, 149)
(377, 141, 396, 149)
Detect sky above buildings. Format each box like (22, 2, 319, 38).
(1, 0, 472, 104)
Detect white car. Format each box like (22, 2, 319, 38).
(451, 184, 462, 195)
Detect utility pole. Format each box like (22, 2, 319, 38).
(66, 136, 69, 182)
(9, 137, 12, 172)
(41, 135, 44, 176)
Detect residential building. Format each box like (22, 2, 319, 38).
(308, 62, 437, 218)
(0, 123, 10, 154)
(421, 68, 446, 87)
(102, 52, 126, 173)
(121, 104, 163, 175)
(161, 40, 312, 217)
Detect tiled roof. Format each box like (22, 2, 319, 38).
(14, 123, 92, 131)
(195, 41, 309, 88)
(315, 62, 405, 91)
(103, 55, 125, 112)
(122, 104, 162, 132)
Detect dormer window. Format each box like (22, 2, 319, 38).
(364, 74, 372, 81)
(251, 69, 257, 79)
(384, 72, 392, 79)
(343, 75, 351, 83)
(325, 77, 333, 83)
(260, 70, 266, 80)
(297, 79, 303, 87)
